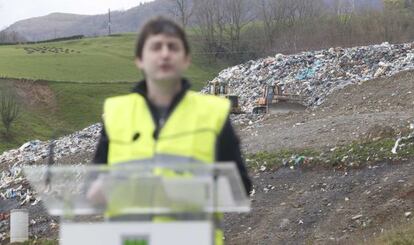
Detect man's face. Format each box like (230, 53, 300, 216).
(135, 34, 190, 83)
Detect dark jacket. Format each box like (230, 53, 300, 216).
(93, 79, 252, 194)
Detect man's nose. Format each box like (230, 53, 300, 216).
(160, 45, 171, 58)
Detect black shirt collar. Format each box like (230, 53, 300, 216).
(132, 79, 191, 96)
(131, 79, 192, 138)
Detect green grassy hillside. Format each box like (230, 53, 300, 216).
(0, 33, 226, 89)
(0, 81, 133, 153)
(0, 34, 229, 153)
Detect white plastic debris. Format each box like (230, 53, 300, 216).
(352, 214, 363, 220)
(392, 123, 414, 154)
(392, 138, 402, 154)
(249, 189, 256, 197)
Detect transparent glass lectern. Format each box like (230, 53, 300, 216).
(24, 162, 250, 245)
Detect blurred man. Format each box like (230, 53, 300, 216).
(93, 17, 252, 245)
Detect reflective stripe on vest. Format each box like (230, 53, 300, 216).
(104, 91, 231, 165)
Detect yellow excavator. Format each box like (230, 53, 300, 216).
(208, 81, 243, 114)
(252, 84, 306, 114)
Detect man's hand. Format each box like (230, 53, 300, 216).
(86, 175, 107, 206)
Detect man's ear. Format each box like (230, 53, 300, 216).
(135, 58, 144, 70)
(184, 55, 192, 70)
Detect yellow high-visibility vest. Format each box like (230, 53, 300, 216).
(104, 90, 230, 165)
(103, 90, 229, 245)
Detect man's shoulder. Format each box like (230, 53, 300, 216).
(187, 91, 230, 104)
(103, 93, 146, 116)
(186, 91, 231, 116)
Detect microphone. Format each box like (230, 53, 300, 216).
(45, 133, 57, 191)
(132, 132, 140, 141)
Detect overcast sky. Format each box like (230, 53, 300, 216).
(0, 0, 153, 30)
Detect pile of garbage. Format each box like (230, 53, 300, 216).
(0, 124, 101, 204)
(0, 124, 101, 167)
(203, 42, 414, 114)
(0, 124, 102, 241)
(0, 124, 101, 241)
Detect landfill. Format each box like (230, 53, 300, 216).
(0, 41, 414, 242)
(203, 42, 414, 115)
(0, 123, 101, 180)
(0, 124, 100, 167)
(2, 41, 414, 210)
(0, 124, 101, 241)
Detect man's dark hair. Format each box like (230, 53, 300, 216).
(135, 17, 190, 59)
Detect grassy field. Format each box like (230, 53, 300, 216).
(0, 33, 226, 89)
(0, 81, 133, 153)
(369, 220, 414, 245)
(0, 34, 229, 153)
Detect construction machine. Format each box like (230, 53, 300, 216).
(252, 84, 306, 114)
(208, 81, 243, 114)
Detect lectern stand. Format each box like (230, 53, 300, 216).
(24, 162, 250, 245)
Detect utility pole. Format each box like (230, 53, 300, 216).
(350, 0, 355, 12)
(108, 8, 112, 36)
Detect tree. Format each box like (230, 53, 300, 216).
(0, 90, 20, 137)
(293, 0, 324, 20)
(223, 0, 250, 55)
(258, 0, 286, 49)
(193, 0, 220, 58)
(169, 0, 195, 28)
(383, 0, 414, 42)
(0, 30, 27, 43)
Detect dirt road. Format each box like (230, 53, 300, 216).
(240, 71, 414, 153)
